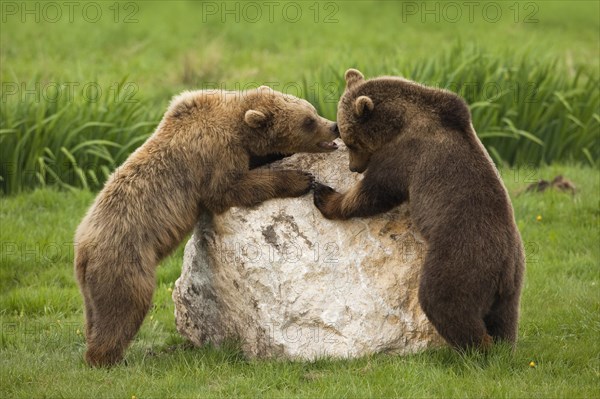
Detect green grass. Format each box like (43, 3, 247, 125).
(1, 1, 599, 194)
(2, 1, 599, 86)
(1, 164, 599, 398)
(0, 81, 159, 195)
(1, 1, 599, 397)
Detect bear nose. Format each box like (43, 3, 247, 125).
(331, 123, 340, 137)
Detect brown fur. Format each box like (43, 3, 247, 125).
(75, 87, 338, 367)
(314, 69, 525, 351)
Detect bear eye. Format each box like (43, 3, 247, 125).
(302, 117, 316, 130)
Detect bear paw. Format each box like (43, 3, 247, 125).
(313, 182, 338, 219)
(281, 170, 314, 197)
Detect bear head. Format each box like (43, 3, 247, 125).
(242, 86, 339, 156)
(337, 68, 471, 173)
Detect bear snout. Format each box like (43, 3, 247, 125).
(331, 123, 340, 137)
(349, 165, 366, 173)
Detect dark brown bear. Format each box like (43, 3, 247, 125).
(75, 87, 339, 367)
(314, 69, 525, 351)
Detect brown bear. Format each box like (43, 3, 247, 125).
(313, 69, 525, 351)
(75, 87, 339, 367)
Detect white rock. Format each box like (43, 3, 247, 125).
(172, 141, 443, 359)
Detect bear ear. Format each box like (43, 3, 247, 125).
(345, 68, 365, 88)
(354, 95, 374, 118)
(244, 110, 268, 128)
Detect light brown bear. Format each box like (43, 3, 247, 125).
(75, 87, 339, 367)
(314, 69, 525, 351)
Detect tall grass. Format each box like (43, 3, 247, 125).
(1, 49, 598, 195)
(0, 81, 161, 195)
(305, 47, 599, 167)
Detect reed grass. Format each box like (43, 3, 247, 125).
(304, 47, 599, 167)
(2, 49, 598, 195)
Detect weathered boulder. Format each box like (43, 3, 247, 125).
(172, 141, 443, 359)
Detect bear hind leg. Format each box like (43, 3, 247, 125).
(75, 251, 95, 340)
(85, 271, 154, 367)
(421, 298, 492, 351)
(484, 292, 520, 346)
(418, 275, 492, 351)
(81, 286, 96, 341)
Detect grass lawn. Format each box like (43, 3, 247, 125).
(1, 164, 599, 398)
(2, 1, 598, 96)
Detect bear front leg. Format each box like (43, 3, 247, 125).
(313, 181, 399, 220)
(215, 169, 313, 212)
(271, 169, 315, 198)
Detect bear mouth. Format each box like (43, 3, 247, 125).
(318, 141, 338, 151)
